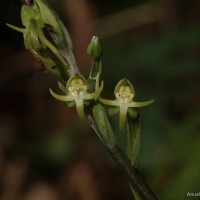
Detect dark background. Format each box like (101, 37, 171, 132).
(1, 0, 200, 199)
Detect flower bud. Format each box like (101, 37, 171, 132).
(87, 36, 102, 58)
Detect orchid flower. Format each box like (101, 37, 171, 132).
(100, 78, 154, 129)
(50, 74, 104, 120)
(6, 0, 79, 78)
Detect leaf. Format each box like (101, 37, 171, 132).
(127, 116, 141, 166)
(92, 103, 116, 144)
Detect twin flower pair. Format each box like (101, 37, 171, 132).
(50, 74, 154, 129)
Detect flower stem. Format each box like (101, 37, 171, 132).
(88, 103, 159, 200)
(107, 144, 159, 200)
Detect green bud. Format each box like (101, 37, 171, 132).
(24, 19, 43, 53)
(21, 5, 43, 27)
(87, 36, 102, 58)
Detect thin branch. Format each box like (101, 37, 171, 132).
(88, 105, 159, 200)
(107, 144, 159, 200)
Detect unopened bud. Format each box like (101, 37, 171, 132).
(87, 36, 102, 58)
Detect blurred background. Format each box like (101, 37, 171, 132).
(1, 0, 200, 199)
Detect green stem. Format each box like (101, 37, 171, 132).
(107, 143, 159, 200)
(89, 103, 159, 200)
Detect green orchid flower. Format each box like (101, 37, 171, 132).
(50, 74, 104, 120)
(7, 2, 66, 65)
(100, 78, 154, 129)
(6, 0, 78, 78)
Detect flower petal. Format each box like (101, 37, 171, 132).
(119, 105, 128, 129)
(49, 88, 74, 101)
(128, 99, 154, 107)
(75, 99, 86, 120)
(84, 80, 104, 100)
(95, 80, 104, 99)
(6, 24, 25, 33)
(84, 92, 96, 100)
(37, 28, 67, 66)
(99, 98, 119, 106)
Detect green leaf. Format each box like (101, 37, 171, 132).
(127, 116, 141, 166)
(92, 103, 116, 145)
